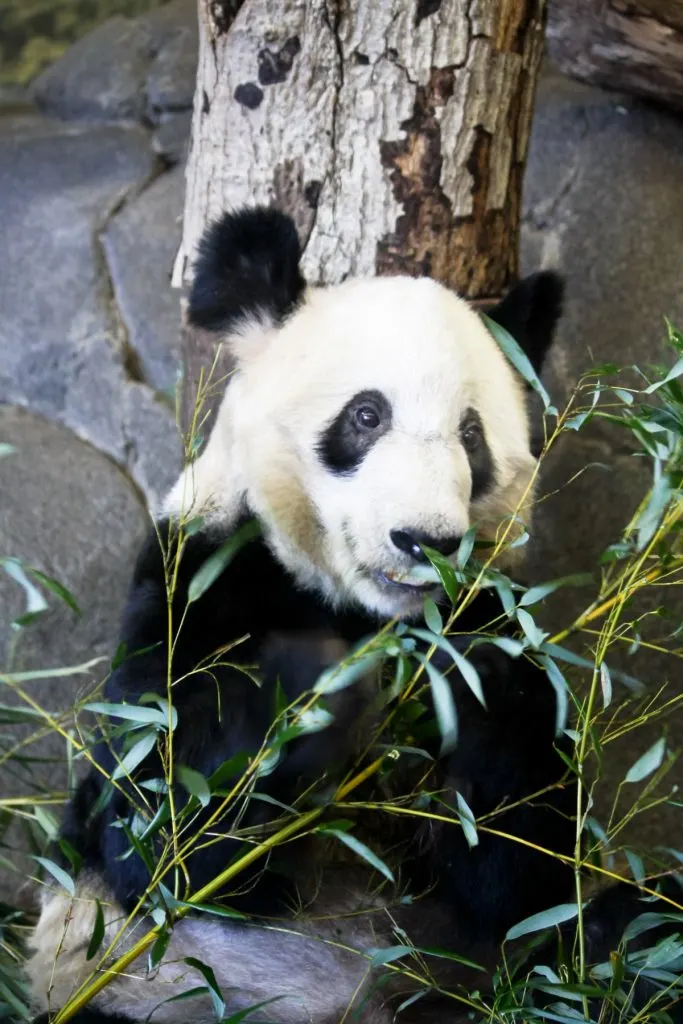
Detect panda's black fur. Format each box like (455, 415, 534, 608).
(28, 209, 682, 1024)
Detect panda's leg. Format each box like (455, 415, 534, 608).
(27, 877, 394, 1024)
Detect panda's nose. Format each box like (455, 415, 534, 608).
(390, 529, 461, 563)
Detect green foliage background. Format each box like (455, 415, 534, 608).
(0, 0, 170, 85)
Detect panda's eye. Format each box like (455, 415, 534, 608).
(460, 418, 482, 452)
(355, 406, 381, 430)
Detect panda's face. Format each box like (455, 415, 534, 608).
(172, 276, 540, 619)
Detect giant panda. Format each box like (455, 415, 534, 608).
(25, 207, 679, 1024)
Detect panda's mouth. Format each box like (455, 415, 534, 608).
(373, 569, 438, 593)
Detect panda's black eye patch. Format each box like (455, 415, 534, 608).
(460, 408, 494, 501)
(318, 389, 392, 474)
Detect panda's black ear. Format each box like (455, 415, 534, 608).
(488, 272, 564, 374)
(188, 206, 306, 334)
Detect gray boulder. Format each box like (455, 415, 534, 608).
(0, 406, 148, 904)
(30, 0, 198, 124)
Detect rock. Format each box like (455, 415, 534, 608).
(144, 1, 199, 118)
(521, 70, 683, 854)
(102, 163, 185, 392)
(30, 0, 198, 124)
(523, 70, 683, 404)
(123, 384, 183, 512)
(0, 113, 181, 508)
(152, 110, 193, 165)
(30, 17, 152, 122)
(0, 406, 148, 903)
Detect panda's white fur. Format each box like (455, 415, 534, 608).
(165, 276, 536, 619)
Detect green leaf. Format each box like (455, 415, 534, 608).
(416, 654, 458, 755)
(176, 765, 211, 807)
(644, 354, 683, 393)
(419, 546, 459, 604)
(318, 828, 394, 883)
(111, 729, 158, 781)
(600, 661, 612, 709)
(85, 702, 169, 727)
(32, 856, 74, 896)
(423, 598, 442, 634)
(184, 515, 205, 537)
(149, 929, 171, 971)
(176, 901, 246, 920)
(184, 958, 225, 1021)
(517, 608, 548, 649)
(86, 899, 106, 960)
(1, 559, 48, 626)
(208, 752, 250, 790)
(456, 526, 477, 570)
(537, 655, 569, 736)
(368, 945, 413, 968)
(27, 569, 81, 616)
(222, 999, 285, 1023)
(455, 791, 479, 848)
(410, 629, 485, 709)
(518, 574, 592, 608)
(624, 737, 666, 783)
(314, 646, 384, 694)
(506, 902, 580, 941)
(635, 474, 671, 551)
(624, 849, 645, 885)
(483, 314, 553, 410)
(1, 655, 105, 683)
(188, 519, 261, 603)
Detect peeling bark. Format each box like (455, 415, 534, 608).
(547, 0, 683, 109)
(178, 0, 546, 430)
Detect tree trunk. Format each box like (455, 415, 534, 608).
(176, 0, 547, 432)
(547, 0, 683, 109)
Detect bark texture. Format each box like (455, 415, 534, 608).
(177, 0, 546, 430)
(547, 0, 683, 109)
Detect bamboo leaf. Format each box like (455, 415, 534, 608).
(184, 957, 225, 1020)
(32, 856, 74, 896)
(518, 574, 592, 608)
(537, 655, 569, 736)
(635, 474, 671, 551)
(1, 656, 105, 683)
(517, 609, 548, 649)
(188, 520, 261, 603)
(27, 568, 81, 616)
(410, 629, 485, 708)
(85, 702, 169, 727)
(600, 662, 612, 710)
(456, 526, 477, 569)
(506, 902, 580, 941)
(368, 945, 413, 968)
(314, 647, 384, 694)
(624, 738, 666, 783)
(318, 828, 394, 883)
(423, 598, 443, 634)
(176, 765, 211, 808)
(456, 791, 479, 848)
(484, 314, 553, 410)
(86, 900, 105, 960)
(1, 559, 48, 626)
(416, 654, 458, 755)
(111, 730, 157, 781)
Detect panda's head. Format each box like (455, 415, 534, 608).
(166, 207, 562, 619)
